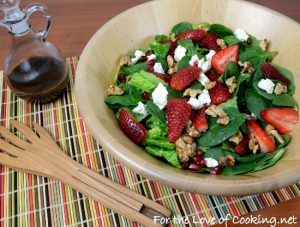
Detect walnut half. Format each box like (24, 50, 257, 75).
(175, 136, 196, 162)
(219, 155, 235, 167)
(107, 85, 124, 96)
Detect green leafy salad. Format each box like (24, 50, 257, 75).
(105, 21, 299, 175)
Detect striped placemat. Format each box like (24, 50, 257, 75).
(0, 57, 299, 227)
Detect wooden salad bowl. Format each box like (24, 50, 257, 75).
(75, 0, 300, 195)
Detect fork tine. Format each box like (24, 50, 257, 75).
(10, 120, 39, 142)
(33, 122, 53, 140)
(0, 139, 23, 157)
(0, 126, 28, 149)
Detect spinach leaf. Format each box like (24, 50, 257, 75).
(223, 35, 240, 46)
(145, 146, 181, 168)
(245, 86, 272, 119)
(197, 98, 247, 146)
(271, 63, 295, 95)
(253, 149, 285, 172)
(146, 100, 167, 125)
(156, 58, 168, 72)
(239, 49, 277, 70)
(155, 34, 168, 43)
(177, 56, 191, 71)
(122, 62, 147, 76)
(170, 22, 193, 35)
(208, 24, 234, 37)
(150, 43, 170, 60)
(167, 87, 182, 99)
(192, 22, 211, 30)
(177, 39, 197, 56)
(272, 94, 297, 107)
(189, 80, 203, 90)
(129, 70, 167, 92)
(222, 162, 257, 176)
(277, 135, 292, 149)
(223, 61, 239, 82)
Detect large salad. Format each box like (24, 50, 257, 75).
(105, 21, 299, 175)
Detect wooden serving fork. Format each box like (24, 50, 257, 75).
(0, 120, 171, 226)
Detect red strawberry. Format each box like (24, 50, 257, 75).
(260, 108, 299, 135)
(209, 82, 232, 105)
(206, 71, 218, 82)
(234, 136, 250, 156)
(170, 66, 202, 91)
(167, 99, 192, 143)
(261, 63, 291, 86)
(153, 72, 171, 84)
(247, 119, 276, 153)
(201, 34, 219, 51)
(162, 39, 177, 56)
(177, 29, 206, 42)
(211, 45, 239, 75)
(119, 109, 147, 144)
(192, 106, 208, 132)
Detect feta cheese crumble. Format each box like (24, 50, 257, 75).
(201, 61, 211, 73)
(174, 45, 187, 62)
(131, 50, 145, 64)
(132, 102, 147, 116)
(152, 83, 168, 110)
(189, 55, 200, 66)
(258, 79, 275, 94)
(153, 62, 165, 74)
(188, 89, 211, 109)
(198, 72, 210, 86)
(204, 158, 219, 168)
(147, 54, 156, 61)
(205, 50, 216, 61)
(234, 28, 249, 42)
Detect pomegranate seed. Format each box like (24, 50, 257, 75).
(188, 163, 202, 171)
(196, 149, 203, 157)
(210, 166, 222, 175)
(147, 59, 155, 66)
(199, 159, 206, 167)
(142, 92, 151, 100)
(181, 162, 190, 170)
(193, 61, 199, 67)
(118, 74, 126, 83)
(146, 50, 154, 56)
(192, 156, 202, 165)
(190, 110, 196, 121)
(141, 55, 148, 62)
(246, 38, 252, 45)
(147, 59, 155, 72)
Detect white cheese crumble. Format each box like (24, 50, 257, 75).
(201, 61, 211, 73)
(187, 89, 211, 110)
(189, 54, 200, 66)
(132, 102, 147, 116)
(131, 50, 145, 64)
(152, 83, 168, 110)
(174, 45, 187, 62)
(234, 28, 249, 42)
(153, 62, 165, 74)
(198, 72, 210, 86)
(205, 50, 216, 61)
(147, 54, 156, 61)
(204, 158, 219, 168)
(258, 79, 275, 94)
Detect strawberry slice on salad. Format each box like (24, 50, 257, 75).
(170, 66, 202, 91)
(260, 107, 299, 135)
(177, 29, 206, 42)
(234, 136, 250, 156)
(192, 106, 208, 132)
(261, 63, 291, 86)
(247, 119, 276, 153)
(119, 109, 147, 144)
(201, 33, 219, 51)
(209, 81, 232, 105)
(167, 99, 192, 143)
(211, 44, 239, 75)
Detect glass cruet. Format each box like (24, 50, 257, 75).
(0, 0, 68, 104)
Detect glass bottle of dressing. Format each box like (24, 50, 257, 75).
(0, 0, 68, 103)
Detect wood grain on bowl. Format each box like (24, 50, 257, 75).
(75, 0, 300, 196)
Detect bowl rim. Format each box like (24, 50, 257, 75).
(75, 0, 300, 196)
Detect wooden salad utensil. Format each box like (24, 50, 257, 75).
(0, 120, 171, 226)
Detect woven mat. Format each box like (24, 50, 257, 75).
(0, 57, 299, 227)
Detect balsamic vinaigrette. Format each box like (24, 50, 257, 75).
(6, 56, 68, 104)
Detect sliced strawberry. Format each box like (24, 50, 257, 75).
(234, 136, 250, 156)
(261, 63, 291, 86)
(153, 72, 171, 84)
(247, 119, 276, 153)
(201, 34, 219, 51)
(119, 109, 147, 144)
(162, 39, 177, 56)
(177, 29, 206, 42)
(260, 107, 299, 135)
(211, 45, 239, 75)
(192, 106, 208, 132)
(206, 71, 218, 82)
(170, 66, 202, 91)
(167, 99, 192, 143)
(209, 82, 231, 105)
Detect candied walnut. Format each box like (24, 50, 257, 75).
(175, 137, 196, 162)
(167, 55, 175, 68)
(265, 124, 284, 144)
(197, 24, 209, 32)
(217, 38, 227, 49)
(225, 76, 237, 94)
(204, 81, 217, 90)
(181, 133, 194, 144)
(238, 61, 255, 74)
(274, 83, 288, 95)
(217, 116, 230, 125)
(229, 131, 243, 144)
(205, 105, 218, 117)
(258, 39, 269, 52)
(219, 155, 235, 167)
(107, 85, 124, 96)
(119, 55, 131, 66)
(183, 88, 202, 98)
(186, 125, 201, 138)
(249, 134, 259, 154)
